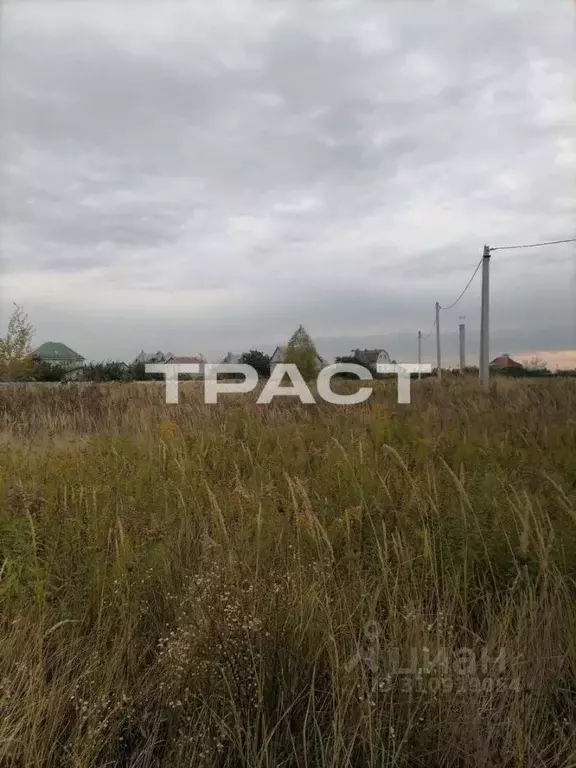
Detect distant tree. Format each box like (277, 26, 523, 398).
(0, 303, 35, 381)
(334, 355, 373, 378)
(130, 361, 147, 380)
(30, 360, 67, 382)
(78, 361, 131, 382)
(238, 350, 271, 378)
(523, 355, 549, 373)
(130, 361, 165, 382)
(283, 325, 319, 381)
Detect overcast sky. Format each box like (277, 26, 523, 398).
(1, 0, 575, 366)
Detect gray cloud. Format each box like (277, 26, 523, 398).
(0, 0, 574, 365)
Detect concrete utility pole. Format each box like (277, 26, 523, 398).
(418, 330, 422, 379)
(479, 245, 491, 390)
(459, 318, 466, 372)
(435, 301, 441, 379)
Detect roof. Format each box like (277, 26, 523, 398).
(270, 346, 286, 361)
(489, 353, 523, 369)
(353, 348, 390, 366)
(168, 356, 203, 364)
(134, 351, 174, 363)
(221, 352, 241, 364)
(32, 342, 84, 361)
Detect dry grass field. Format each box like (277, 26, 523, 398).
(1, 377, 575, 767)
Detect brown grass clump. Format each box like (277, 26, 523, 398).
(0, 377, 575, 766)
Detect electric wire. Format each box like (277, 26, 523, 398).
(440, 259, 483, 311)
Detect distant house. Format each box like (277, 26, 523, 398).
(351, 348, 392, 369)
(220, 352, 241, 364)
(134, 351, 205, 377)
(31, 342, 85, 369)
(62, 360, 130, 383)
(270, 345, 328, 374)
(489, 353, 524, 370)
(134, 350, 174, 364)
(167, 355, 203, 364)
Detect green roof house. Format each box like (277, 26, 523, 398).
(31, 342, 85, 369)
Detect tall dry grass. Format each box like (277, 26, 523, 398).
(0, 377, 575, 767)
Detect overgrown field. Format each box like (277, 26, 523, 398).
(1, 378, 576, 767)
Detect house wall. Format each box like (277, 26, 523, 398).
(376, 351, 391, 366)
(42, 358, 84, 370)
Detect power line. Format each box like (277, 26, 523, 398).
(421, 318, 436, 341)
(439, 258, 483, 311)
(421, 258, 481, 347)
(418, 234, 575, 376)
(490, 237, 576, 252)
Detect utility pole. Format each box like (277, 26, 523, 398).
(479, 245, 491, 390)
(459, 317, 466, 372)
(435, 302, 441, 379)
(418, 330, 422, 379)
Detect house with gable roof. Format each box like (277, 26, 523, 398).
(489, 353, 524, 370)
(31, 342, 85, 370)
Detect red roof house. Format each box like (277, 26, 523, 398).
(489, 353, 523, 370)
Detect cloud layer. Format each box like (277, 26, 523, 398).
(1, 0, 574, 365)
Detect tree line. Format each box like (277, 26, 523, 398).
(0, 306, 334, 383)
(2, 303, 572, 383)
